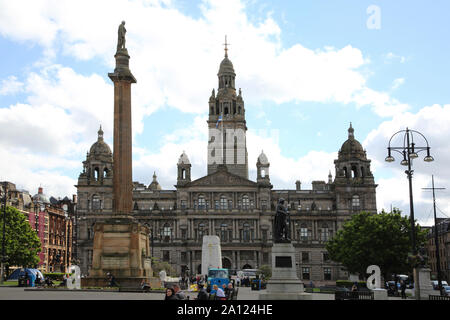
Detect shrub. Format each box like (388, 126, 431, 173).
(44, 273, 65, 281)
(336, 280, 367, 288)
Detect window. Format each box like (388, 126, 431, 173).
(302, 252, 309, 263)
(323, 252, 330, 262)
(198, 196, 206, 210)
(163, 251, 170, 262)
(352, 195, 360, 208)
(220, 224, 228, 242)
(181, 229, 187, 240)
(242, 223, 251, 242)
(320, 224, 330, 242)
(215, 200, 219, 210)
(302, 267, 310, 280)
(163, 224, 172, 242)
(242, 195, 249, 210)
(300, 225, 309, 241)
(181, 200, 187, 209)
(324, 268, 332, 280)
(197, 223, 205, 240)
(181, 252, 187, 263)
(220, 196, 228, 210)
(228, 200, 233, 210)
(92, 195, 101, 210)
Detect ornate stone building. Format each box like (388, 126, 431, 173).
(75, 48, 377, 285)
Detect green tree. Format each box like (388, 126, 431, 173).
(257, 265, 272, 280)
(325, 209, 427, 281)
(0, 206, 41, 271)
(151, 259, 176, 277)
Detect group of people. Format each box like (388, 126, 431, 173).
(164, 282, 236, 300)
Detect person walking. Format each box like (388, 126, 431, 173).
(400, 280, 407, 299)
(164, 288, 177, 300)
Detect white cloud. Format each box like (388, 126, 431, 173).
(0, 0, 409, 118)
(0, 0, 420, 201)
(0, 76, 24, 95)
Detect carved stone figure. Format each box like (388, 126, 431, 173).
(274, 198, 290, 243)
(117, 21, 126, 51)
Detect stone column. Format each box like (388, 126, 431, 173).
(108, 48, 136, 216)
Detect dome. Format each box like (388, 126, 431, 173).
(178, 151, 190, 165)
(148, 172, 162, 190)
(338, 123, 366, 160)
(257, 150, 269, 165)
(89, 126, 112, 156)
(218, 56, 235, 75)
(32, 187, 50, 204)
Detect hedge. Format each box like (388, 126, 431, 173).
(43, 273, 66, 281)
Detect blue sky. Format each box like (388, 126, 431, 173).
(1, 0, 450, 225)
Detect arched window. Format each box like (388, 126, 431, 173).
(94, 167, 100, 181)
(238, 106, 241, 114)
(197, 223, 205, 240)
(351, 165, 358, 178)
(360, 166, 365, 177)
(261, 169, 265, 178)
(181, 168, 186, 179)
(343, 167, 348, 178)
(103, 168, 108, 178)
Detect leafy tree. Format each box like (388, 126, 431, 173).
(257, 265, 272, 280)
(151, 259, 176, 277)
(0, 206, 41, 271)
(325, 209, 427, 281)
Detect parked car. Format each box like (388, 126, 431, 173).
(442, 286, 450, 296)
(431, 280, 449, 290)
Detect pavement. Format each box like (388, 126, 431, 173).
(0, 286, 412, 300)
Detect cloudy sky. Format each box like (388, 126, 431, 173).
(1, 0, 450, 226)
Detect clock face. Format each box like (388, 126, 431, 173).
(63, 204, 68, 211)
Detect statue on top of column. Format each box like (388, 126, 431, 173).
(117, 21, 126, 51)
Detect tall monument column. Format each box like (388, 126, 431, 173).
(108, 21, 136, 216)
(83, 22, 152, 288)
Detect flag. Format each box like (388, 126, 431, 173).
(216, 115, 222, 128)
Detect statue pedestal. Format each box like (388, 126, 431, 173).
(372, 288, 388, 300)
(259, 243, 311, 300)
(413, 267, 434, 300)
(83, 217, 152, 288)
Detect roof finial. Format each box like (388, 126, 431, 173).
(98, 125, 104, 140)
(223, 35, 229, 58)
(348, 122, 354, 139)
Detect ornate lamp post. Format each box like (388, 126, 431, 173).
(385, 128, 434, 257)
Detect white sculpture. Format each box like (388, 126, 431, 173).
(66, 265, 81, 290)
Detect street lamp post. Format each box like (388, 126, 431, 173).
(385, 128, 434, 255)
(386, 128, 434, 299)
